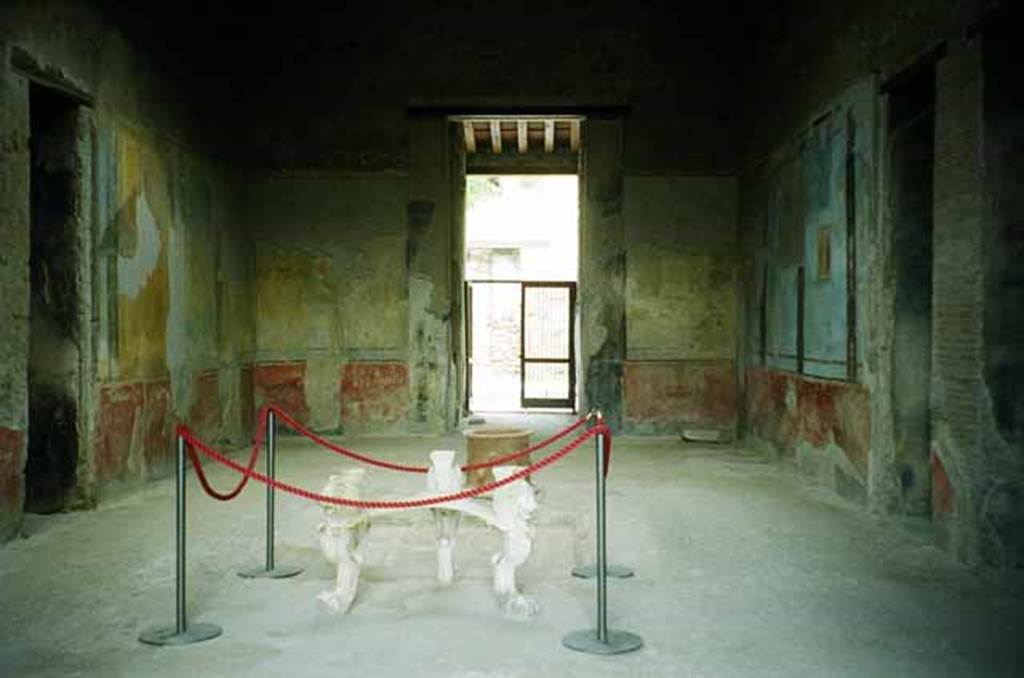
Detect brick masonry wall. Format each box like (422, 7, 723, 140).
(928, 31, 1024, 569)
(735, 1, 1022, 572)
(931, 42, 987, 562)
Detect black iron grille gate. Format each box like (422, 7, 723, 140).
(466, 281, 576, 411)
(521, 282, 576, 408)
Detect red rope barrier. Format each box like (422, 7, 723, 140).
(180, 422, 611, 510)
(186, 406, 269, 501)
(270, 404, 589, 474)
(177, 402, 605, 502)
(270, 407, 430, 474)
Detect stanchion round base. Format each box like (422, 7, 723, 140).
(237, 564, 304, 579)
(139, 622, 222, 646)
(562, 628, 643, 655)
(571, 564, 634, 579)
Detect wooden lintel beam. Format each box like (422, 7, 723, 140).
(517, 120, 528, 153)
(569, 120, 581, 152)
(463, 121, 477, 154)
(544, 120, 555, 153)
(490, 121, 502, 154)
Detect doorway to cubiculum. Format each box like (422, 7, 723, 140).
(25, 83, 85, 513)
(886, 60, 936, 517)
(464, 174, 578, 413)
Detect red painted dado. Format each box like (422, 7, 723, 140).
(746, 368, 870, 475)
(93, 379, 174, 482)
(240, 365, 255, 438)
(341, 362, 409, 427)
(624, 361, 737, 428)
(142, 381, 173, 473)
(252, 362, 310, 424)
(930, 448, 955, 516)
(189, 369, 222, 439)
(0, 427, 24, 513)
(93, 382, 143, 481)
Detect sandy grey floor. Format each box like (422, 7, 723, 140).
(2, 422, 1023, 677)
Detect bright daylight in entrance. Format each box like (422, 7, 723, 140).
(465, 175, 578, 412)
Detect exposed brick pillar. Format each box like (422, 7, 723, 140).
(931, 41, 986, 561)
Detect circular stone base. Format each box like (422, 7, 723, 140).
(139, 622, 222, 646)
(237, 564, 304, 579)
(571, 564, 634, 579)
(562, 628, 643, 655)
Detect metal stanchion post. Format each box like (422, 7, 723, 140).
(572, 413, 634, 580)
(139, 435, 222, 646)
(562, 430, 642, 655)
(239, 409, 303, 579)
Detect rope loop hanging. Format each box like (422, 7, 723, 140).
(180, 420, 612, 509)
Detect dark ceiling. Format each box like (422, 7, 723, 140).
(92, 0, 792, 166)
(95, 0, 771, 94)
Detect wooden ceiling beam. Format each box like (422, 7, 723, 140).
(490, 120, 502, 154)
(462, 117, 582, 155)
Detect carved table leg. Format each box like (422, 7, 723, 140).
(317, 470, 368, 614)
(491, 466, 540, 619)
(427, 450, 465, 586)
(317, 520, 366, 613)
(432, 508, 461, 585)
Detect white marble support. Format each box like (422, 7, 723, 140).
(427, 450, 465, 585)
(316, 469, 369, 614)
(432, 508, 461, 585)
(491, 466, 539, 619)
(315, 455, 540, 619)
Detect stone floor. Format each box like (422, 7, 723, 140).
(1, 418, 1023, 677)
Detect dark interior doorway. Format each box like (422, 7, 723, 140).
(888, 63, 935, 516)
(983, 11, 1024, 449)
(26, 83, 81, 514)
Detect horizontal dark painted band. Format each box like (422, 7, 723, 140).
(802, 356, 848, 365)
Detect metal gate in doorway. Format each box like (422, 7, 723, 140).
(466, 281, 576, 411)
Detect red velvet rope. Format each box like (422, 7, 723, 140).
(271, 407, 432, 474)
(181, 403, 604, 501)
(186, 406, 269, 501)
(271, 405, 588, 474)
(179, 422, 612, 510)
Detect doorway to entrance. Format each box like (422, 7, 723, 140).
(464, 175, 578, 413)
